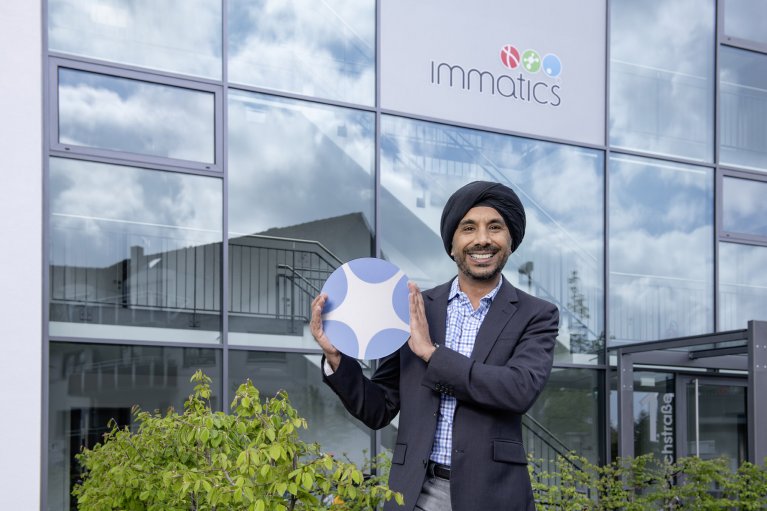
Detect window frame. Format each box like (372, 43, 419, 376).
(717, 167, 767, 246)
(49, 57, 224, 173)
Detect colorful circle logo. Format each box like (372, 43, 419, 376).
(321, 258, 410, 360)
(522, 50, 541, 73)
(542, 53, 562, 78)
(500, 44, 520, 69)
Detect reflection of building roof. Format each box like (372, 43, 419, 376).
(256, 212, 372, 263)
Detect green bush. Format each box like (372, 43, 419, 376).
(73, 371, 402, 511)
(529, 452, 767, 510)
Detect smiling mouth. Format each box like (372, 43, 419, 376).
(468, 252, 496, 261)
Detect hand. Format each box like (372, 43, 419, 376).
(407, 282, 437, 363)
(310, 293, 341, 371)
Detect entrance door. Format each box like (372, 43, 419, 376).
(676, 376, 747, 471)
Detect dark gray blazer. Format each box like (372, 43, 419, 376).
(323, 277, 558, 511)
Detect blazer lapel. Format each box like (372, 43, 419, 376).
(424, 280, 450, 349)
(470, 279, 519, 363)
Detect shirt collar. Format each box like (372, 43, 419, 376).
(448, 276, 503, 304)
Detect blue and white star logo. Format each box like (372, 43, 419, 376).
(321, 258, 410, 360)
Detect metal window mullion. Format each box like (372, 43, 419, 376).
(221, 0, 230, 412)
(371, 0, 383, 471)
(714, 0, 723, 333)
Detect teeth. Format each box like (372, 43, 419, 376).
(470, 253, 493, 260)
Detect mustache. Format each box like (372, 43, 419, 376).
(465, 244, 498, 254)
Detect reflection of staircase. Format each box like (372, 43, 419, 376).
(229, 234, 341, 336)
(523, 413, 583, 470)
(523, 414, 591, 499)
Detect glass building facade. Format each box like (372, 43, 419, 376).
(30, 1, 767, 509)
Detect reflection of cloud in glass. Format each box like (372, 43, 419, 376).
(228, 0, 374, 105)
(227, 91, 374, 253)
(719, 47, 767, 171)
(49, 0, 222, 78)
(58, 69, 215, 163)
(723, 177, 767, 236)
(610, 0, 714, 161)
(379, 115, 605, 359)
(609, 155, 713, 342)
(50, 158, 222, 266)
(719, 242, 767, 330)
(724, 0, 767, 45)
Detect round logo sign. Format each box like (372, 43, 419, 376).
(542, 53, 562, 78)
(321, 258, 410, 360)
(500, 44, 520, 69)
(522, 49, 541, 73)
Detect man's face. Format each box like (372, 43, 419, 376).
(450, 206, 513, 283)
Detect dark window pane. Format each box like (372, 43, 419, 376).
(227, 91, 374, 347)
(47, 343, 222, 510)
(609, 154, 713, 343)
(380, 115, 605, 364)
(228, 351, 373, 466)
(632, 372, 676, 463)
(49, 158, 223, 342)
(49, 0, 222, 79)
(58, 68, 215, 164)
(527, 368, 602, 465)
(610, 0, 714, 161)
(228, 0, 374, 105)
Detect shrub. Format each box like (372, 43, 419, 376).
(73, 371, 402, 511)
(529, 452, 767, 511)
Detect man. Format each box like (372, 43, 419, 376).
(311, 181, 558, 511)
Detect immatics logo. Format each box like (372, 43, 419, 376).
(430, 42, 563, 107)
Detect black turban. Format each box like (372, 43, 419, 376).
(440, 180, 526, 256)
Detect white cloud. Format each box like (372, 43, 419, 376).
(59, 76, 214, 163)
(49, 0, 222, 78)
(228, 0, 375, 105)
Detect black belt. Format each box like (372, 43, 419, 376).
(427, 461, 451, 480)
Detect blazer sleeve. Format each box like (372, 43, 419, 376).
(322, 350, 401, 430)
(421, 302, 558, 414)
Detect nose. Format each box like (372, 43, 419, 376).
(475, 226, 491, 244)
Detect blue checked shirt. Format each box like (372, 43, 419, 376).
(430, 277, 502, 466)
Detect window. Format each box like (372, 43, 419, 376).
(228, 0, 375, 105)
(719, 47, 767, 172)
(53, 63, 220, 169)
(722, 174, 767, 239)
(610, 0, 715, 162)
(228, 351, 372, 466)
(48, 342, 222, 510)
(723, 0, 767, 46)
(719, 242, 767, 330)
(227, 91, 375, 347)
(49, 158, 223, 343)
(48, 0, 222, 79)
(380, 115, 605, 364)
(609, 154, 714, 343)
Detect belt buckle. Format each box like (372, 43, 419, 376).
(428, 461, 451, 480)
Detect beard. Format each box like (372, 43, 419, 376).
(454, 244, 511, 282)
